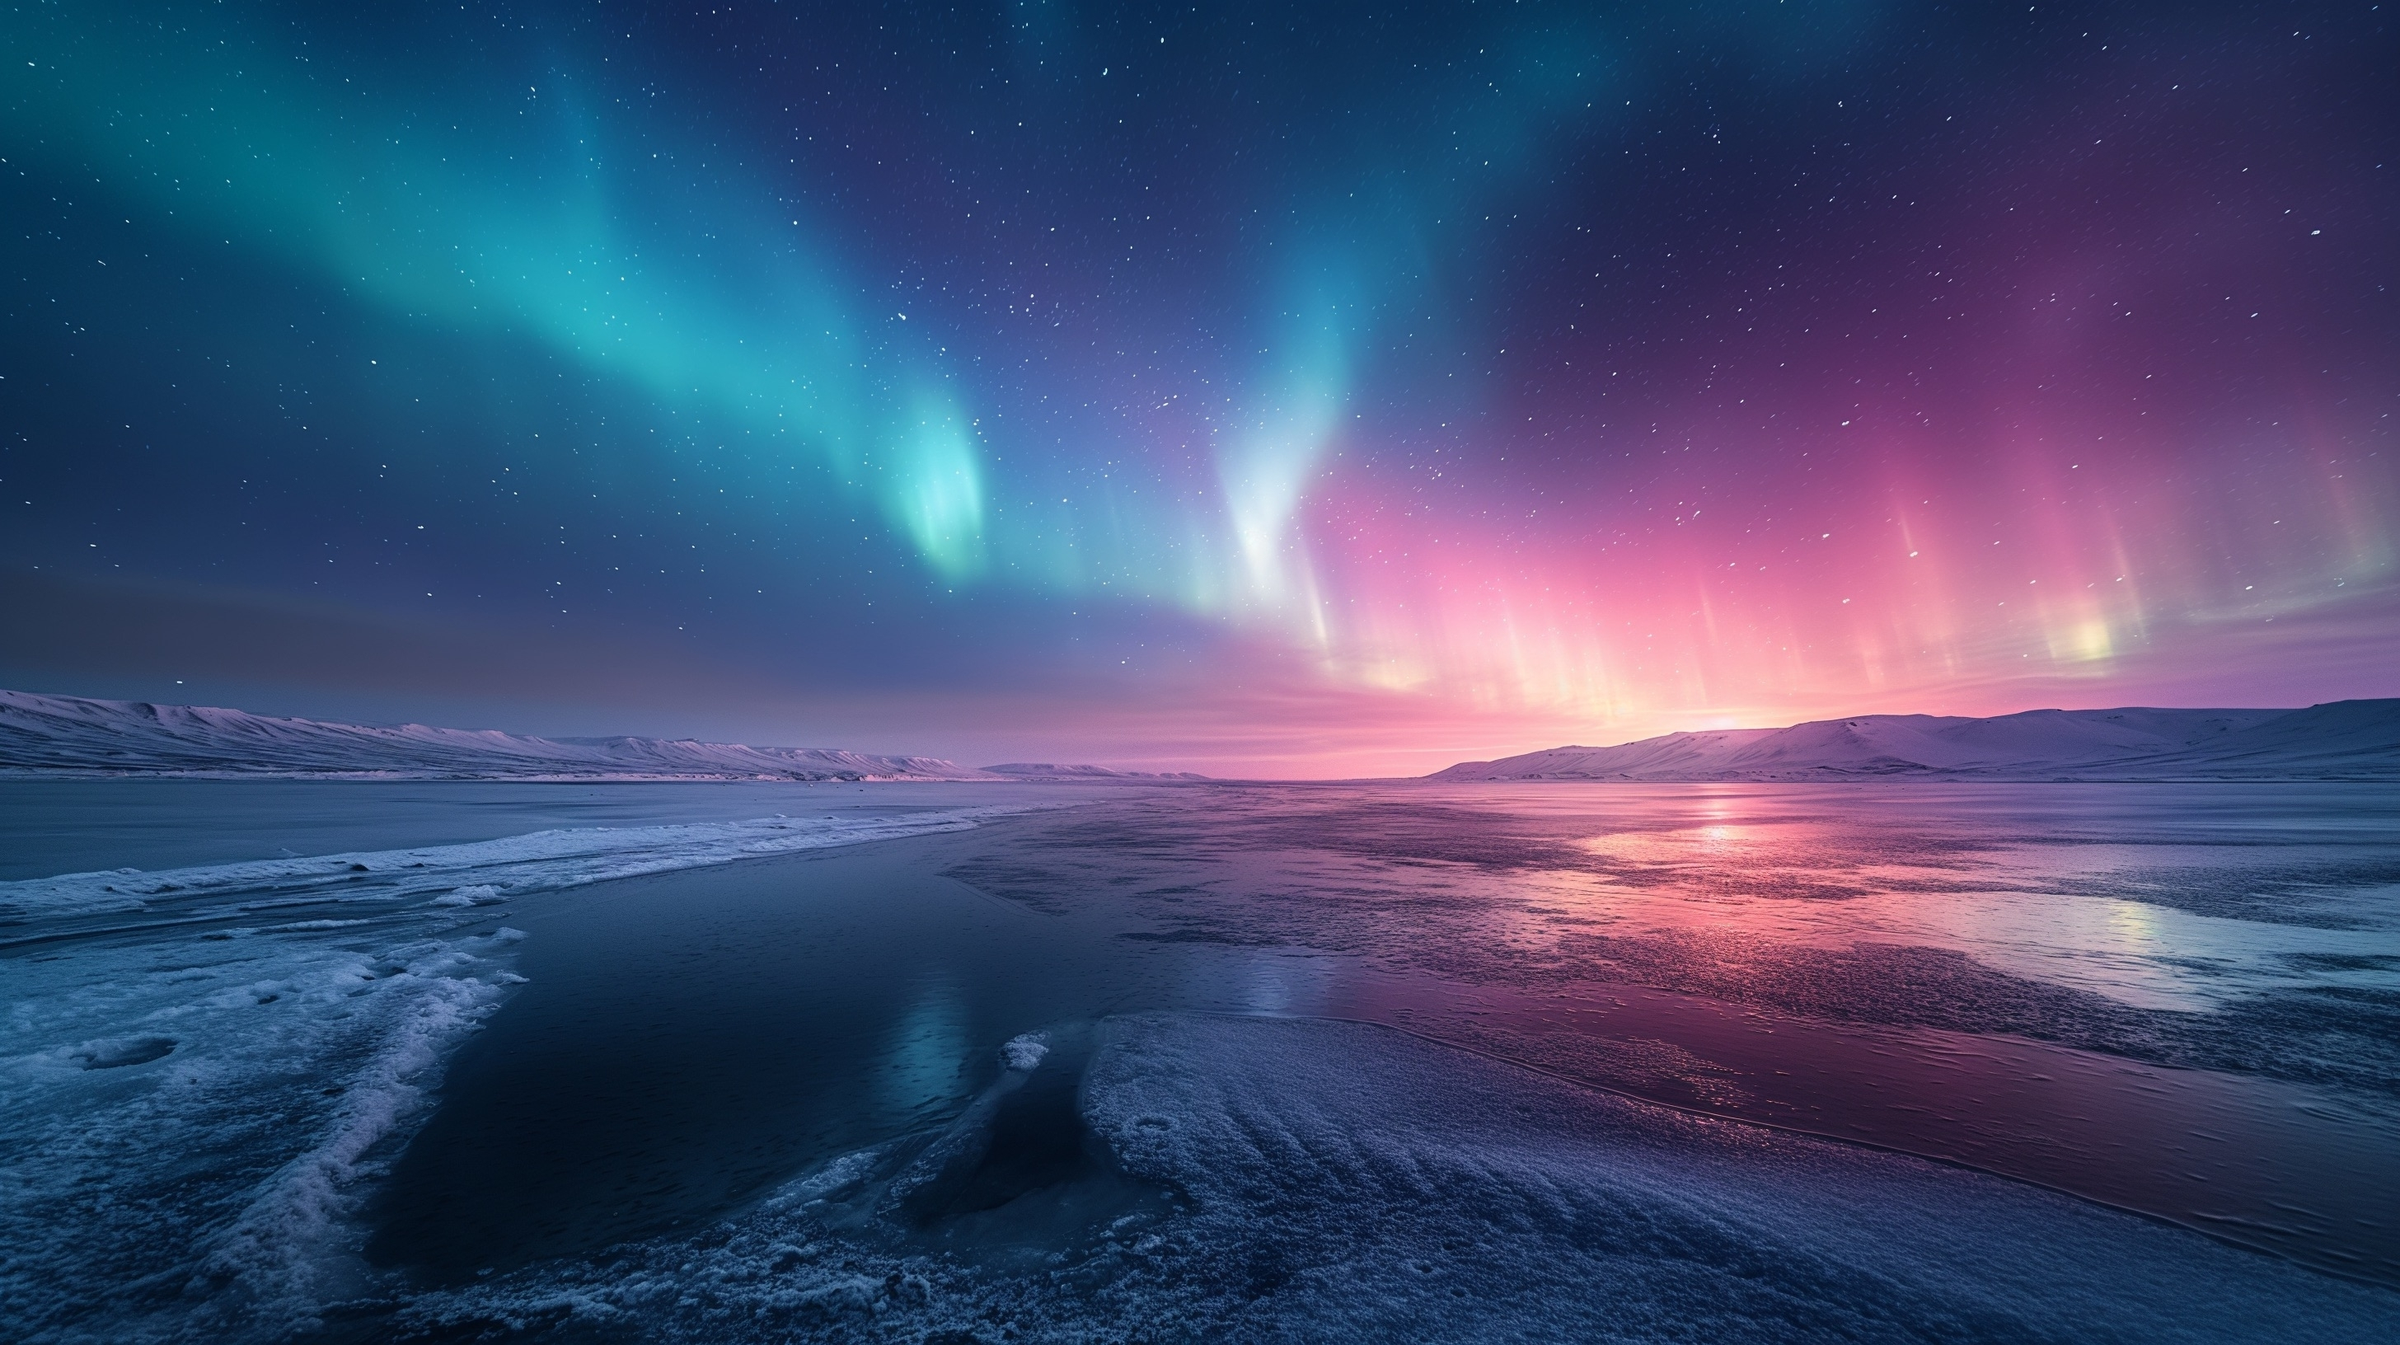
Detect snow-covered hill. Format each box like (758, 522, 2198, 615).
(0, 690, 1006, 781)
(1429, 700, 2400, 781)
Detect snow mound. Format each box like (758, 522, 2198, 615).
(1433, 699, 2400, 781)
(1000, 1031, 1051, 1072)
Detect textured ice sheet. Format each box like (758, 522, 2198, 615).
(392, 1013, 2399, 1343)
(0, 805, 1032, 1344)
(1083, 1015, 2399, 1340)
(1, 924, 524, 1344)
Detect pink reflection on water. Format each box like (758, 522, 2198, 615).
(1147, 782, 2400, 1282)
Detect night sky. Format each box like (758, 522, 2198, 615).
(4, 1, 2394, 775)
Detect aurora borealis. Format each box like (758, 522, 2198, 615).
(3, 1, 2394, 774)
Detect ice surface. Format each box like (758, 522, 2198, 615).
(0, 805, 1035, 921)
(1080, 1014, 2399, 1339)
(13, 784, 2396, 1340)
(0, 803, 1036, 1344)
(385, 1013, 2399, 1343)
(928, 783, 2400, 1282)
(1432, 699, 2400, 780)
(2, 924, 522, 1343)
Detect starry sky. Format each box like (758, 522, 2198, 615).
(3, 1, 2395, 775)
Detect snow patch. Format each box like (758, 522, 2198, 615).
(1001, 1031, 1050, 1072)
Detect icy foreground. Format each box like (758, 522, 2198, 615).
(8, 798, 2395, 1342)
(0, 805, 1038, 1344)
(1433, 698, 2400, 781)
(392, 1014, 2398, 1343)
(0, 689, 1003, 780)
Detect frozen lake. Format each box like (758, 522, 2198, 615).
(4, 780, 2397, 1341)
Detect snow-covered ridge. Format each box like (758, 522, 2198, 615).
(0, 689, 1008, 780)
(1431, 699, 2400, 781)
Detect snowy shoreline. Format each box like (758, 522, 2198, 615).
(0, 803, 1049, 1343)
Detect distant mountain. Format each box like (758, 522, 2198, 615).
(0, 689, 1007, 781)
(983, 762, 1210, 781)
(1428, 700, 2400, 782)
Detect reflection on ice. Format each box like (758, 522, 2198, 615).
(1232, 949, 1338, 1015)
(936, 782, 2400, 1282)
(1558, 807, 2400, 1012)
(878, 980, 971, 1123)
